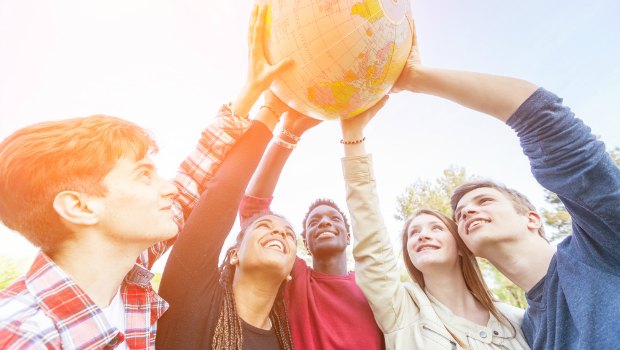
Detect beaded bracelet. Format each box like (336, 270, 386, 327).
(280, 128, 301, 143)
(274, 136, 297, 150)
(340, 137, 366, 145)
(260, 105, 280, 121)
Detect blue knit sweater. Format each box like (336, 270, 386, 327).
(507, 88, 620, 350)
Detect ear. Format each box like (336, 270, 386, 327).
(229, 249, 239, 266)
(301, 235, 311, 256)
(346, 233, 351, 245)
(53, 191, 99, 226)
(526, 211, 542, 232)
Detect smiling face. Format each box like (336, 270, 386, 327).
(303, 204, 349, 258)
(405, 213, 460, 274)
(454, 187, 532, 255)
(235, 214, 297, 278)
(90, 156, 179, 245)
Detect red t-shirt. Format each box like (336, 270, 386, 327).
(285, 258, 384, 350)
(240, 195, 384, 350)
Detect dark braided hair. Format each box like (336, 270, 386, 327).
(212, 211, 295, 350)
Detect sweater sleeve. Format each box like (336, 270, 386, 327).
(155, 120, 271, 349)
(343, 154, 421, 333)
(137, 106, 251, 270)
(239, 194, 273, 228)
(507, 88, 620, 270)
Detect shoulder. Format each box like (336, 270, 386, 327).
(0, 280, 59, 349)
(494, 302, 525, 325)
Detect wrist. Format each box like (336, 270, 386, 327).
(256, 108, 280, 132)
(279, 127, 300, 144)
(233, 84, 262, 117)
(341, 129, 364, 141)
(406, 65, 430, 93)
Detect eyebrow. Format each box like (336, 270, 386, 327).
(454, 194, 488, 217)
(132, 160, 156, 173)
(255, 218, 294, 233)
(309, 209, 340, 219)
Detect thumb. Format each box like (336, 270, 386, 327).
(272, 57, 295, 75)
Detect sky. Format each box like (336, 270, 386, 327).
(1, 0, 619, 272)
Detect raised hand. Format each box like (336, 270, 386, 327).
(340, 96, 389, 141)
(246, 5, 294, 96)
(281, 111, 322, 140)
(233, 4, 294, 119)
(391, 19, 421, 94)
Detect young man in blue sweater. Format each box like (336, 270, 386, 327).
(393, 27, 620, 349)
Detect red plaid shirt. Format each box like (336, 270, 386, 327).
(0, 105, 251, 350)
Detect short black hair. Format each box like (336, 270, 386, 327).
(301, 198, 350, 238)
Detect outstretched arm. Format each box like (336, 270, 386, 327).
(392, 19, 538, 122)
(143, 4, 294, 268)
(240, 91, 321, 225)
(340, 98, 422, 333)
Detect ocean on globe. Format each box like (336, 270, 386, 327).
(261, 0, 413, 120)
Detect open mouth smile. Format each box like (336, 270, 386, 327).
(415, 244, 440, 253)
(466, 218, 491, 234)
(315, 230, 337, 240)
(262, 239, 286, 253)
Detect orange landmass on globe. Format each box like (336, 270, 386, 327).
(351, 0, 384, 23)
(307, 40, 401, 118)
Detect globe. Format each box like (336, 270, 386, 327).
(262, 0, 413, 120)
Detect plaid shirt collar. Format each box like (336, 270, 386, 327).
(25, 251, 167, 349)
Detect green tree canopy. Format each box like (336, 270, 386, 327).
(395, 166, 471, 220)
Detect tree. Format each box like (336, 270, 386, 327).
(395, 166, 527, 308)
(0, 255, 25, 290)
(541, 147, 620, 242)
(395, 166, 471, 220)
(540, 190, 572, 242)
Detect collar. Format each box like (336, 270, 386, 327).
(24, 252, 122, 347)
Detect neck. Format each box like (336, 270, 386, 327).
(51, 234, 143, 308)
(312, 250, 348, 275)
(232, 269, 282, 330)
(479, 234, 555, 292)
(423, 262, 489, 326)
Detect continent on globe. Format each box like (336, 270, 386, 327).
(261, 0, 413, 120)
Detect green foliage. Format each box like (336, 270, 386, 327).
(541, 190, 573, 242)
(151, 272, 162, 292)
(394, 166, 471, 220)
(478, 258, 527, 309)
(394, 166, 527, 308)
(610, 147, 620, 166)
(0, 256, 26, 290)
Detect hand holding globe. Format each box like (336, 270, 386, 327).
(259, 0, 413, 120)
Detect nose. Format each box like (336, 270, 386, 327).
(417, 229, 431, 242)
(318, 217, 332, 228)
(459, 203, 478, 222)
(271, 227, 287, 239)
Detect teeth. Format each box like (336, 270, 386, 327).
(317, 231, 336, 239)
(265, 240, 284, 252)
(468, 219, 488, 232)
(418, 246, 438, 252)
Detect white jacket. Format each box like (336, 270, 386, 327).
(342, 155, 530, 350)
